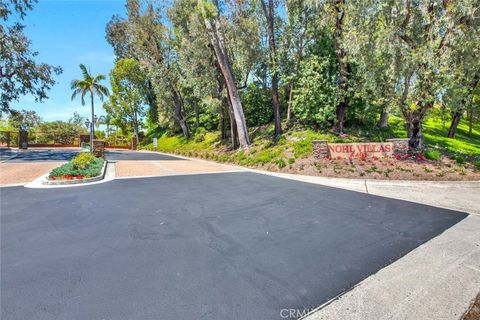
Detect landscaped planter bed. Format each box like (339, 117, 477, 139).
(43, 153, 107, 185)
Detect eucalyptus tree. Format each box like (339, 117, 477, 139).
(259, 0, 282, 135)
(442, 3, 480, 138)
(70, 64, 109, 148)
(127, 0, 192, 138)
(282, 0, 317, 123)
(106, 11, 159, 124)
(198, 0, 250, 148)
(346, 0, 479, 148)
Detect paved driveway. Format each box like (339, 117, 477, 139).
(0, 172, 466, 320)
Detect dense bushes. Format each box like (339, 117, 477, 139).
(71, 152, 97, 170)
(292, 56, 337, 127)
(241, 84, 273, 127)
(49, 153, 104, 179)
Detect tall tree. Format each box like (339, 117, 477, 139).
(71, 64, 109, 150)
(199, 0, 250, 148)
(0, 0, 62, 113)
(260, 0, 282, 135)
(333, 0, 348, 134)
(106, 58, 146, 144)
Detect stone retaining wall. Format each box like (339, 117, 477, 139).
(312, 140, 329, 159)
(386, 138, 410, 155)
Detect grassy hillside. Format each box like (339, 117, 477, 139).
(143, 113, 479, 169)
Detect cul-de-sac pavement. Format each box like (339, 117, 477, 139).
(1, 148, 479, 320)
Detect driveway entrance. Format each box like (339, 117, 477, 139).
(0, 171, 467, 320)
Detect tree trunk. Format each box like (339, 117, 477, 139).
(286, 83, 294, 123)
(405, 106, 430, 149)
(193, 99, 200, 128)
(261, 0, 282, 136)
(203, 1, 250, 148)
(90, 90, 95, 153)
(335, 101, 347, 134)
(219, 104, 227, 141)
(172, 89, 190, 139)
(407, 119, 423, 149)
(224, 95, 239, 149)
(146, 80, 158, 123)
(133, 109, 139, 145)
(447, 111, 463, 138)
(377, 108, 389, 128)
(334, 0, 348, 134)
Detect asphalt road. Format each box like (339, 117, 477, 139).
(0, 149, 180, 162)
(0, 172, 467, 320)
(1, 149, 78, 162)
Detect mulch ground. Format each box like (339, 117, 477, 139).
(260, 156, 480, 181)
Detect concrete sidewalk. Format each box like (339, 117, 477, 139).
(252, 171, 480, 215)
(303, 214, 480, 320)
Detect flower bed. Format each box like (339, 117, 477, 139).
(48, 152, 105, 181)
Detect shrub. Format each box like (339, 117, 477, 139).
(455, 155, 466, 164)
(425, 150, 441, 161)
(474, 161, 480, 171)
(276, 159, 286, 168)
(49, 157, 104, 179)
(288, 158, 295, 165)
(71, 152, 97, 170)
(193, 127, 207, 143)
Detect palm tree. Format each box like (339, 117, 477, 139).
(71, 64, 109, 151)
(98, 114, 113, 137)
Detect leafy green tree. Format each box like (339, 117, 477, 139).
(347, 0, 480, 148)
(9, 109, 41, 130)
(0, 0, 62, 113)
(68, 111, 86, 127)
(35, 121, 80, 144)
(71, 64, 109, 148)
(98, 114, 113, 137)
(104, 58, 146, 144)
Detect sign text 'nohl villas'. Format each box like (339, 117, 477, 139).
(312, 139, 410, 160)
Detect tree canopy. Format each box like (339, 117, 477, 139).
(103, 0, 480, 149)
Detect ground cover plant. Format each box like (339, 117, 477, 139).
(48, 153, 104, 180)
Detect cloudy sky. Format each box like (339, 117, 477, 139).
(11, 0, 126, 121)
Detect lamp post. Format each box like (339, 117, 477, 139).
(85, 118, 92, 152)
